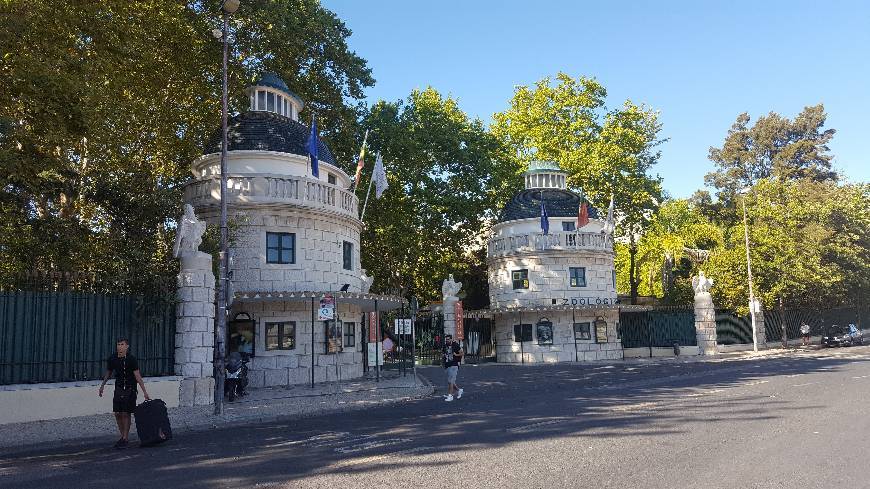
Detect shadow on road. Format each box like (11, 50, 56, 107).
(2, 349, 868, 488)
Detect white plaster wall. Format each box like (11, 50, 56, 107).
(491, 217, 605, 237)
(493, 310, 622, 363)
(0, 377, 182, 425)
(232, 301, 365, 387)
(192, 151, 352, 188)
(488, 251, 617, 309)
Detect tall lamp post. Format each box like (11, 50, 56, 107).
(740, 188, 759, 352)
(214, 0, 240, 415)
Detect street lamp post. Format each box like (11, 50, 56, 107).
(214, 0, 240, 415)
(740, 189, 759, 352)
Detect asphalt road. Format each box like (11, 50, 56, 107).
(3, 347, 870, 489)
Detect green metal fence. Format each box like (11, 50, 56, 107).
(715, 306, 869, 345)
(0, 290, 176, 385)
(715, 310, 754, 345)
(619, 308, 697, 349)
(764, 306, 869, 343)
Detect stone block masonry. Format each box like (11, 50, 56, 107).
(175, 251, 216, 407)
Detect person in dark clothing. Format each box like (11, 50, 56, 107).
(98, 338, 150, 448)
(442, 334, 464, 402)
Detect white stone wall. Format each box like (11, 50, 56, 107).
(195, 207, 363, 294)
(175, 253, 216, 406)
(493, 309, 621, 363)
(491, 217, 605, 237)
(488, 251, 617, 309)
(232, 300, 365, 387)
(191, 151, 353, 188)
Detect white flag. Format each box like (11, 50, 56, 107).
(373, 152, 388, 198)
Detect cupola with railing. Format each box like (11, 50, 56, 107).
(246, 72, 304, 120)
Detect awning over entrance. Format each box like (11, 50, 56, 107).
(232, 290, 405, 312)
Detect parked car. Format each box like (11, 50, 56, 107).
(822, 324, 863, 347)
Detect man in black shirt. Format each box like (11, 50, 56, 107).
(442, 334, 464, 402)
(99, 338, 150, 448)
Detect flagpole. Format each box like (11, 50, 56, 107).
(352, 129, 369, 192)
(360, 152, 377, 222)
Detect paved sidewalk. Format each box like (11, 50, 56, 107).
(0, 371, 432, 454)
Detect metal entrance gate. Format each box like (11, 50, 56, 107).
(462, 316, 496, 364)
(411, 310, 496, 365)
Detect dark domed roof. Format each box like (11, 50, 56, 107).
(252, 73, 304, 105)
(498, 189, 599, 223)
(254, 72, 290, 92)
(204, 111, 337, 165)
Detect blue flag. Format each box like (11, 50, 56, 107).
(306, 115, 319, 178)
(540, 192, 549, 235)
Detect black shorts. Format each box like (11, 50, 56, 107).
(113, 388, 138, 414)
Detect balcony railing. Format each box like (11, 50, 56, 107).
(488, 231, 613, 257)
(184, 174, 359, 220)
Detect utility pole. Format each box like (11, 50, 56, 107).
(740, 189, 759, 352)
(214, 0, 241, 415)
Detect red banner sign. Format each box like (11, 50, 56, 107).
(368, 312, 378, 342)
(454, 301, 464, 340)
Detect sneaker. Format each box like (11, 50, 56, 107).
(444, 394, 454, 402)
(114, 438, 129, 449)
(456, 388, 464, 399)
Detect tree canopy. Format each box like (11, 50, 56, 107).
(357, 88, 509, 305)
(705, 105, 838, 203)
(0, 0, 373, 291)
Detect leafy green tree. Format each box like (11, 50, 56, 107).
(705, 105, 838, 205)
(0, 0, 372, 292)
(492, 73, 664, 302)
(358, 88, 508, 305)
(615, 200, 723, 304)
(705, 179, 869, 312)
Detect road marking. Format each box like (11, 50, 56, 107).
(334, 438, 412, 454)
(611, 401, 659, 412)
(507, 419, 567, 433)
(321, 446, 434, 470)
(743, 380, 769, 386)
(792, 382, 819, 387)
(852, 375, 869, 379)
(686, 389, 724, 397)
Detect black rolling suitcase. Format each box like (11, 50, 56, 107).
(135, 399, 173, 447)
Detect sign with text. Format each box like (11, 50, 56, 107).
(367, 343, 383, 366)
(318, 295, 335, 320)
(394, 318, 412, 335)
(368, 312, 379, 342)
(454, 301, 464, 340)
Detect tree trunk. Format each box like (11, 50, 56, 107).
(629, 236, 639, 305)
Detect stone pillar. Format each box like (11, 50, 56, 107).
(441, 274, 462, 338)
(693, 272, 718, 355)
(175, 251, 216, 406)
(752, 298, 766, 347)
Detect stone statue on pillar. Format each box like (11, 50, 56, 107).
(692, 271, 718, 355)
(174, 203, 215, 406)
(174, 204, 211, 273)
(441, 274, 463, 339)
(360, 269, 374, 294)
(173, 204, 206, 258)
(692, 271, 714, 306)
(441, 274, 462, 301)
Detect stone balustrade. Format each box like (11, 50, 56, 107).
(184, 174, 359, 220)
(488, 231, 614, 258)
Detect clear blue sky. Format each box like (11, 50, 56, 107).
(323, 0, 869, 198)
